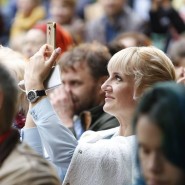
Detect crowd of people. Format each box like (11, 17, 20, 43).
(0, 0, 185, 185)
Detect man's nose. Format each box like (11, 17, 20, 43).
(64, 84, 72, 93)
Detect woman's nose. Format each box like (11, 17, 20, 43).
(148, 152, 163, 174)
(101, 80, 112, 92)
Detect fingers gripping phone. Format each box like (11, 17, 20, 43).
(44, 22, 62, 90)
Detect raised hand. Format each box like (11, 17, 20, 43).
(49, 84, 75, 128)
(24, 44, 61, 91)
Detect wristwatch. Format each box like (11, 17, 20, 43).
(26, 89, 46, 103)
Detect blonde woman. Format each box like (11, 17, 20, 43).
(22, 45, 176, 184)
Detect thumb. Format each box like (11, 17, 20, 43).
(46, 47, 61, 67)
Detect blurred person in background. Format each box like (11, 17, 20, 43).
(0, 46, 27, 130)
(148, 0, 185, 52)
(107, 31, 152, 55)
(83, 0, 104, 22)
(133, 82, 185, 185)
(48, 0, 85, 44)
(22, 23, 73, 58)
(168, 35, 185, 82)
(75, 0, 94, 19)
(85, 0, 145, 44)
(0, 62, 61, 185)
(129, 0, 151, 22)
(0, 0, 17, 46)
(9, 0, 46, 52)
(173, 0, 185, 23)
(0, 7, 9, 46)
(0, 0, 50, 46)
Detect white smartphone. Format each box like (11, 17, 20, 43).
(44, 22, 62, 90)
(46, 22, 56, 49)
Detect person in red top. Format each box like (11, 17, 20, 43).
(22, 22, 73, 58)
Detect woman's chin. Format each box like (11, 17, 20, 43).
(103, 105, 114, 115)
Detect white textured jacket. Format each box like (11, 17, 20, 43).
(22, 98, 138, 185)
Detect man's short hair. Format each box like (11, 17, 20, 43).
(59, 42, 111, 79)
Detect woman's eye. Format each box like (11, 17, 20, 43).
(115, 75, 122, 81)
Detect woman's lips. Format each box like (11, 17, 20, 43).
(105, 95, 114, 101)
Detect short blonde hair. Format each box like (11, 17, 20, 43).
(0, 46, 28, 114)
(108, 46, 176, 98)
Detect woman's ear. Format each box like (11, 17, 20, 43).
(133, 85, 143, 101)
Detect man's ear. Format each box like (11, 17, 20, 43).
(0, 91, 4, 109)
